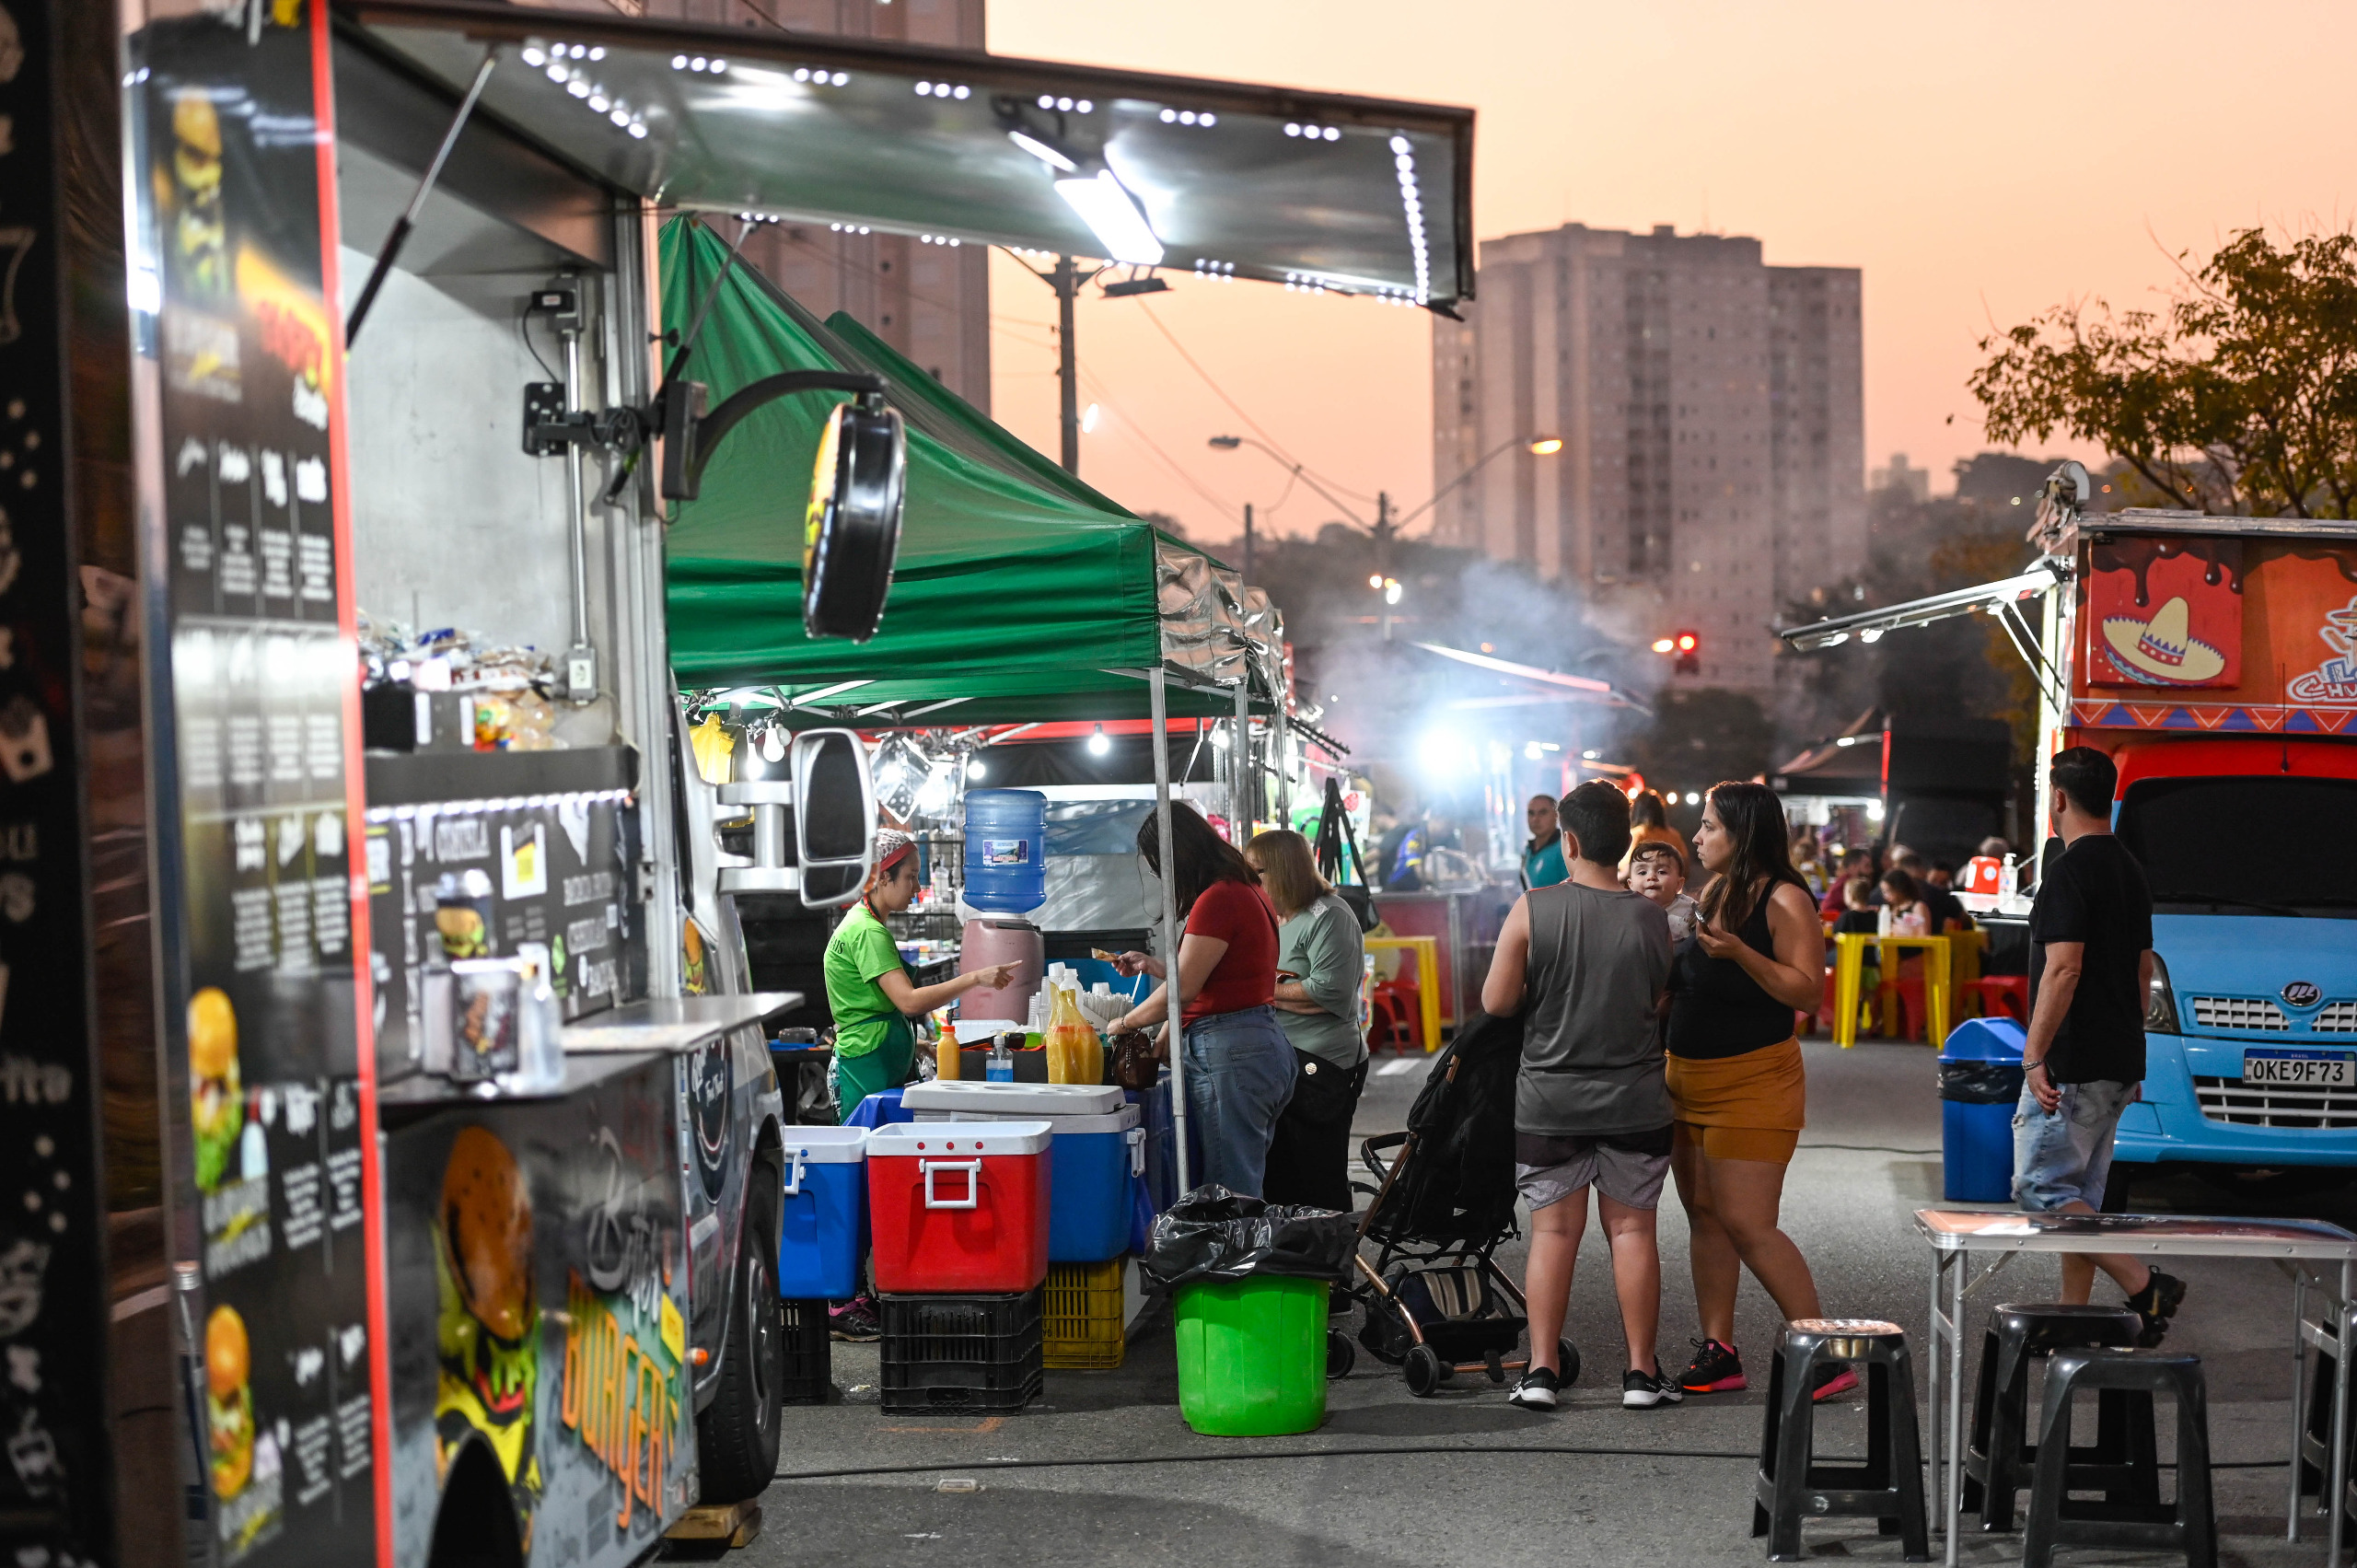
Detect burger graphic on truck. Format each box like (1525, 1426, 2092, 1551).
(189, 987, 243, 1193)
(205, 1303, 255, 1498)
(434, 1126, 543, 1535)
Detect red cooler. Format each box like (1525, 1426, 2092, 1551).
(866, 1121, 1053, 1293)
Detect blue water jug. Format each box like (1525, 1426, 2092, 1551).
(964, 788, 1047, 912)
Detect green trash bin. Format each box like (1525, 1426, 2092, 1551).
(1172, 1275, 1329, 1436)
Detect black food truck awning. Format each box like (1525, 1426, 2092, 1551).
(338, 0, 1475, 307)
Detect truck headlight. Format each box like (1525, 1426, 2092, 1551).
(2144, 952, 2179, 1035)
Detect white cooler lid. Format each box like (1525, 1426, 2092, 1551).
(915, 1105, 1139, 1136)
(902, 1081, 1124, 1117)
(867, 1120, 1052, 1156)
(951, 1018, 1025, 1043)
(780, 1126, 868, 1165)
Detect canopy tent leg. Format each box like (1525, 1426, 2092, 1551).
(1152, 668, 1190, 1195)
(1232, 675, 1251, 834)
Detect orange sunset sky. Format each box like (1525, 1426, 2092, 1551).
(981, 0, 2357, 545)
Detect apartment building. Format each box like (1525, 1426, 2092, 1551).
(1433, 223, 1863, 694)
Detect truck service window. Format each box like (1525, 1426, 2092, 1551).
(2116, 776, 2357, 918)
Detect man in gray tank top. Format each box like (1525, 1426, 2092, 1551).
(1479, 781, 1677, 1412)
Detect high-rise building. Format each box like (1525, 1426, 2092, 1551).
(620, 0, 994, 412)
(1870, 451, 1932, 503)
(1432, 223, 1863, 696)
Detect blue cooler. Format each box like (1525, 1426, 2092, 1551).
(1938, 1017, 2027, 1202)
(775, 1126, 868, 1299)
(903, 1081, 1143, 1262)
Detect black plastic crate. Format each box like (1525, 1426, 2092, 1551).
(780, 1298, 832, 1404)
(878, 1288, 1044, 1414)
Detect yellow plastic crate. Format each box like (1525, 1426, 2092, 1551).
(1043, 1257, 1127, 1370)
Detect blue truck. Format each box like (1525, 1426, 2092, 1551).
(1783, 474, 2357, 1200)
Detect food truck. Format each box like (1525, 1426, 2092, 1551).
(0, 4, 1474, 1565)
(1782, 466, 2357, 1199)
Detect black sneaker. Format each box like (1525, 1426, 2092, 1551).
(1811, 1363, 1860, 1401)
(1678, 1337, 1746, 1394)
(2127, 1269, 2187, 1347)
(1508, 1365, 1560, 1411)
(1622, 1366, 1682, 1409)
(829, 1299, 881, 1342)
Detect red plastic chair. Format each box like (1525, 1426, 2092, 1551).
(1956, 975, 2031, 1023)
(1367, 978, 1423, 1053)
(1889, 978, 1932, 1041)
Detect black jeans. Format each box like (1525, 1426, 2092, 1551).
(1260, 1050, 1369, 1212)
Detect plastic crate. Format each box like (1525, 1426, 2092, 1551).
(878, 1289, 1044, 1414)
(1043, 1258, 1127, 1370)
(780, 1298, 832, 1405)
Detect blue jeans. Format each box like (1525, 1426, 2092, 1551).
(1181, 1005, 1297, 1199)
(2012, 1077, 2138, 1211)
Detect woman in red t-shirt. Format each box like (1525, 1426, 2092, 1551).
(1109, 802, 1295, 1198)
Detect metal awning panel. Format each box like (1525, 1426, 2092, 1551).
(338, 0, 1474, 304)
(1776, 563, 2064, 651)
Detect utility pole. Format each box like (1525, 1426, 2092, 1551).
(1375, 490, 1395, 641)
(1242, 502, 1253, 587)
(1053, 253, 1080, 475)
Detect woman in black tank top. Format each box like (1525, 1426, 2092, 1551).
(1662, 784, 1839, 1400)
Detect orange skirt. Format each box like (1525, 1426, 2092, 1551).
(1666, 1039, 1805, 1165)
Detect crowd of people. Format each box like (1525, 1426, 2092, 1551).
(818, 757, 2185, 1378)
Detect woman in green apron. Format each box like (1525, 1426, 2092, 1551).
(824, 830, 1016, 1121)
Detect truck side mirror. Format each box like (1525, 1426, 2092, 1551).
(791, 727, 875, 908)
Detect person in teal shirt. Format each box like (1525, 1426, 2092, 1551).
(823, 830, 1015, 1123)
(1522, 793, 1569, 889)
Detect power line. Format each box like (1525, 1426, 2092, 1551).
(1135, 299, 1380, 505)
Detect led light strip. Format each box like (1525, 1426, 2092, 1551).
(363, 788, 635, 826)
(1157, 107, 1216, 126)
(1190, 258, 1237, 283)
(522, 40, 650, 138)
(1037, 93, 1096, 113)
(1284, 122, 1341, 142)
(913, 80, 972, 99)
(1388, 134, 1430, 306)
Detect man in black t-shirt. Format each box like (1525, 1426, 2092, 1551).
(2014, 746, 2184, 1344)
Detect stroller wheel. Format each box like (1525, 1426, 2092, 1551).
(1558, 1340, 1581, 1388)
(1327, 1330, 1356, 1380)
(1403, 1344, 1443, 1397)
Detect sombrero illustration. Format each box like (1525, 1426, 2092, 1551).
(2102, 596, 2227, 684)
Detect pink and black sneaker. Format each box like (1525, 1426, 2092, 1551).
(1678, 1338, 1746, 1394)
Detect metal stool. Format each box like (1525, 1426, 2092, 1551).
(2023, 1347, 2215, 1568)
(1752, 1318, 1930, 1562)
(1963, 1302, 2144, 1531)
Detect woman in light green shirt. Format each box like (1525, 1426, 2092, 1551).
(824, 831, 1014, 1122)
(1246, 830, 1368, 1209)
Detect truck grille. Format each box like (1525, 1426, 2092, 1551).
(2189, 997, 2291, 1031)
(2194, 1075, 2357, 1130)
(2316, 1003, 2357, 1034)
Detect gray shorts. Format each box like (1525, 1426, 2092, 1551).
(1515, 1138, 1671, 1213)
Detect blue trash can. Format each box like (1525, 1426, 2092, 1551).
(775, 1126, 868, 1300)
(1939, 1017, 2026, 1202)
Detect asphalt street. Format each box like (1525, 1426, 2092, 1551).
(720, 1038, 2357, 1567)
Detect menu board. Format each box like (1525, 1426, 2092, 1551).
(132, 5, 383, 1563)
(0, 0, 112, 1561)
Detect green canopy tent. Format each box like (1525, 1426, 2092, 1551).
(660, 218, 1278, 727)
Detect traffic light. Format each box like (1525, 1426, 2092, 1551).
(1673, 630, 1700, 676)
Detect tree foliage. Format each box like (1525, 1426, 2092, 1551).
(1970, 227, 2357, 517)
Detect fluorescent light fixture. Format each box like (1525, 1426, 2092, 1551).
(1524, 741, 1543, 761)
(1007, 129, 1077, 173)
(1054, 169, 1165, 265)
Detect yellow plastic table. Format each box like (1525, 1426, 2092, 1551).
(1364, 935, 1443, 1053)
(1831, 932, 1953, 1047)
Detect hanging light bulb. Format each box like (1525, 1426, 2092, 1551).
(760, 724, 784, 763)
(1086, 724, 1111, 757)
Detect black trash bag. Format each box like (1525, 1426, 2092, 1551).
(1938, 1060, 2024, 1104)
(1140, 1185, 1358, 1291)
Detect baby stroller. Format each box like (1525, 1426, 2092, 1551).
(1346, 1010, 1579, 1397)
